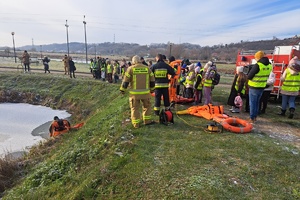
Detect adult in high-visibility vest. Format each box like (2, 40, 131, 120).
(278, 56, 300, 119)
(120, 55, 156, 128)
(227, 66, 247, 113)
(151, 54, 176, 116)
(247, 51, 272, 123)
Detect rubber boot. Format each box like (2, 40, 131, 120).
(288, 108, 295, 119)
(278, 109, 286, 116)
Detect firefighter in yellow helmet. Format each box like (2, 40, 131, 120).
(120, 55, 156, 128)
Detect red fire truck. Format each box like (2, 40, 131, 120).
(236, 44, 300, 98)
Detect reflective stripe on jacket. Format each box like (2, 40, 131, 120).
(281, 68, 300, 92)
(234, 77, 246, 94)
(120, 64, 155, 95)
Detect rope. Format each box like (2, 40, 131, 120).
(173, 103, 206, 130)
(173, 102, 224, 133)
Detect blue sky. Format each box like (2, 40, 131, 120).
(0, 0, 299, 48)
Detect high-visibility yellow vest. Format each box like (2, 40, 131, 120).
(185, 71, 195, 86)
(107, 64, 112, 73)
(196, 74, 203, 90)
(203, 78, 213, 87)
(281, 68, 300, 92)
(234, 77, 246, 94)
(248, 62, 272, 88)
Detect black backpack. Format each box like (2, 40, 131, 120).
(212, 71, 221, 85)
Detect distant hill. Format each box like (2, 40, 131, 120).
(1, 36, 299, 62)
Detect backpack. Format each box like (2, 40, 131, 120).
(212, 71, 220, 85)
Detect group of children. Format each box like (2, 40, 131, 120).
(90, 57, 121, 83)
(178, 60, 219, 105)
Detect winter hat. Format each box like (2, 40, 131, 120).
(289, 56, 300, 72)
(254, 51, 265, 60)
(203, 61, 212, 71)
(195, 66, 200, 73)
(196, 62, 202, 67)
(188, 63, 195, 70)
(289, 56, 300, 65)
(236, 66, 244, 73)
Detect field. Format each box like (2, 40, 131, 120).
(0, 59, 300, 199)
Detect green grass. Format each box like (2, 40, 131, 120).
(0, 72, 300, 199)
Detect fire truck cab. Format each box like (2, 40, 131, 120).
(236, 44, 300, 98)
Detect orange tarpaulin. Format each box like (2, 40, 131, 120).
(177, 104, 253, 133)
(176, 104, 226, 120)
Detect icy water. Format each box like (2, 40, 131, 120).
(0, 103, 71, 158)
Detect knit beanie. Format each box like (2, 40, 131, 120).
(254, 51, 265, 60)
(196, 62, 202, 67)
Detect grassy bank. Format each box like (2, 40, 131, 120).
(0, 72, 300, 199)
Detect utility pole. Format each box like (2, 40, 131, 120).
(40, 45, 43, 59)
(83, 15, 88, 64)
(11, 32, 16, 63)
(65, 20, 70, 57)
(169, 42, 173, 57)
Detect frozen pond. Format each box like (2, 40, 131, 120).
(0, 103, 71, 158)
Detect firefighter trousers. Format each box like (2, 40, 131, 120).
(154, 88, 170, 114)
(129, 96, 152, 128)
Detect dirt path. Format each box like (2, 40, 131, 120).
(229, 110, 300, 149)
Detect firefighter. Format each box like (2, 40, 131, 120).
(278, 56, 300, 119)
(151, 53, 176, 115)
(120, 55, 156, 128)
(49, 116, 70, 137)
(247, 51, 272, 123)
(62, 54, 69, 75)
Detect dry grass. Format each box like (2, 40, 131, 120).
(0, 157, 19, 194)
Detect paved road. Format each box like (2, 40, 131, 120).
(0, 66, 93, 78)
